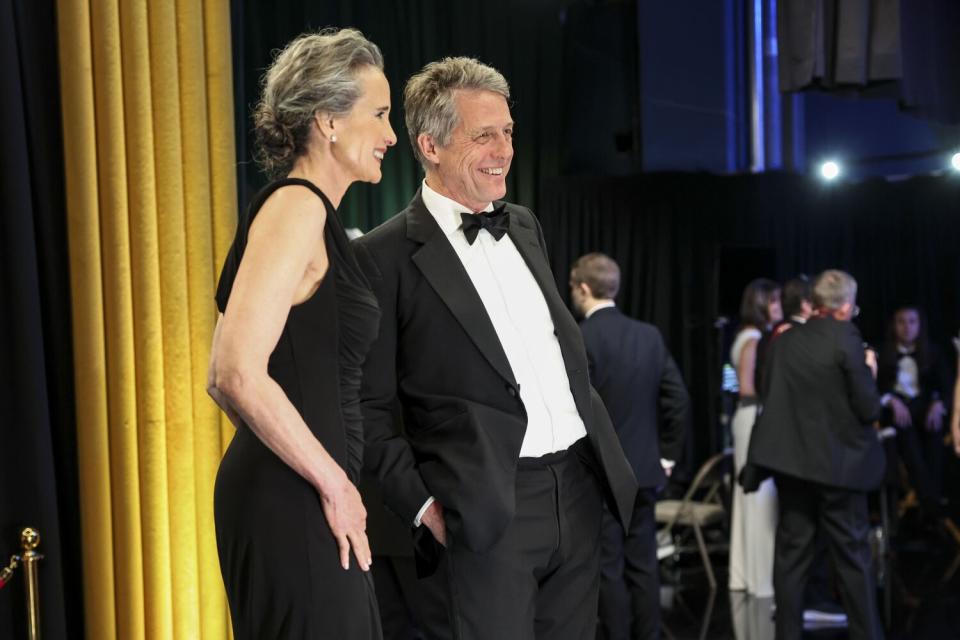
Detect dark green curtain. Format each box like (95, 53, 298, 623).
(232, 0, 567, 229)
(0, 0, 81, 636)
(539, 172, 960, 468)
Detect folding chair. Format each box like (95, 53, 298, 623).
(655, 450, 733, 591)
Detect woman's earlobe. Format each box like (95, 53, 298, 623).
(314, 112, 337, 142)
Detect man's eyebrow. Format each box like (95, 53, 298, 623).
(468, 123, 515, 134)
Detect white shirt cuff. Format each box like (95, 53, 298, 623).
(660, 459, 675, 471)
(880, 393, 893, 407)
(414, 496, 435, 527)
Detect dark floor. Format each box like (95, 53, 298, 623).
(660, 514, 960, 640)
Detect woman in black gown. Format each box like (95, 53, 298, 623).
(207, 28, 396, 638)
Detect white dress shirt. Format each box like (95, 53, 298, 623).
(584, 300, 616, 319)
(894, 345, 919, 399)
(421, 180, 587, 454)
(413, 181, 588, 525)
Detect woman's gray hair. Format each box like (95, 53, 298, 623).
(813, 269, 858, 310)
(403, 57, 510, 170)
(253, 28, 383, 177)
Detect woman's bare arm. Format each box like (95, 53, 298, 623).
(737, 337, 759, 398)
(952, 353, 960, 456)
(207, 185, 370, 570)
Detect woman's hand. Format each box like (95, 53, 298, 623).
(319, 472, 372, 571)
(925, 400, 945, 432)
(951, 410, 960, 457)
(888, 396, 912, 428)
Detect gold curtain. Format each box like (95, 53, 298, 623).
(56, 0, 237, 637)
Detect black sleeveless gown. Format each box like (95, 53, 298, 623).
(213, 178, 382, 639)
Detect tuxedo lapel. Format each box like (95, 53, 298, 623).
(406, 195, 518, 388)
(506, 207, 591, 419)
(506, 209, 587, 369)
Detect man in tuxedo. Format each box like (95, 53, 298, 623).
(746, 270, 884, 640)
(569, 253, 689, 640)
(755, 275, 848, 626)
(355, 58, 638, 639)
(755, 275, 813, 393)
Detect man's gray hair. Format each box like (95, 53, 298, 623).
(813, 269, 858, 310)
(403, 57, 510, 170)
(253, 28, 384, 177)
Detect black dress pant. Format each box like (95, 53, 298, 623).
(598, 487, 660, 640)
(897, 396, 944, 512)
(773, 474, 883, 640)
(441, 439, 604, 640)
(371, 555, 451, 640)
(803, 529, 837, 608)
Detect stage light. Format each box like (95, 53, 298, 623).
(820, 161, 840, 180)
(951, 152, 960, 172)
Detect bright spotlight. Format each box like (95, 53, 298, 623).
(820, 161, 840, 180)
(951, 152, 960, 172)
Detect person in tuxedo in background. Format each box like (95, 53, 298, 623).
(877, 305, 951, 517)
(746, 270, 885, 640)
(755, 275, 813, 394)
(355, 57, 637, 639)
(570, 253, 690, 640)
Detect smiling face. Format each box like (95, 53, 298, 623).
(327, 66, 396, 184)
(421, 89, 513, 211)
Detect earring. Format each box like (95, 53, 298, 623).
(330, 134, 337, 143)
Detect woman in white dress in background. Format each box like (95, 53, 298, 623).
(729, 278, 782, 597)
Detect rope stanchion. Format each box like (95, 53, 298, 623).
(0, 554, 20, 589)
(21, 528, 42, 640)
(0, 528, 42, 639)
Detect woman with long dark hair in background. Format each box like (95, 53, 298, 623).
(729, 278, 782, 597)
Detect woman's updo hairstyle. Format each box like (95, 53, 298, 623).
(253, 28, 384, 177)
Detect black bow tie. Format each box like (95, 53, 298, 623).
(460, 206, 509, 245)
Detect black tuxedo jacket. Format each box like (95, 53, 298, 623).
(580, 308, 689, 488)
(876, 341, 950, 408)
(354, 192, 637, 555)
(747, 316, 884, 491)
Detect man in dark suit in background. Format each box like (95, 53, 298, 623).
(570, 253, 690, 640)
(356, 58, 637, 639)
(746, 270, 884, 640)
(755, 275, 813, 394)
(755, 275, 848, 626)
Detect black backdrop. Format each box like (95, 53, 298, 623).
(0, 0, 80, 637)
(540, 172, 960, 467)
